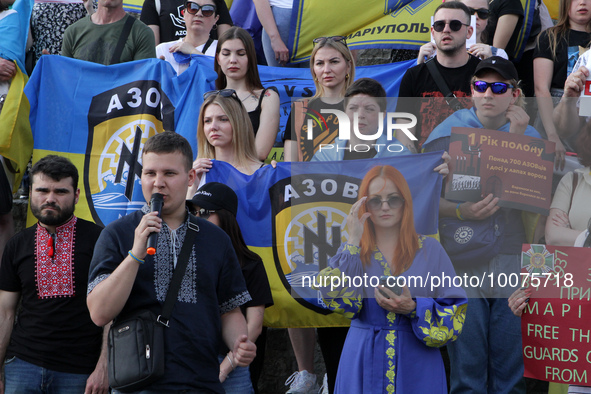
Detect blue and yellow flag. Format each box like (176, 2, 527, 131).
(24, 55, 217, 226)
(24, 55, 421, 326)
(203, 155, 443, 327)
(289, 0, 538, 62)
(0, 65, 32, 189)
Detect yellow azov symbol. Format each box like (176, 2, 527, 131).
(88, 115, 160, 195)
(275, 203, 350, 283)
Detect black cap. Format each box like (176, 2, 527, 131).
(474, 56, 518, 81)
(188, 182, 238, 217)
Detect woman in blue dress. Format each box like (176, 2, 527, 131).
(318, 165, 467, 393)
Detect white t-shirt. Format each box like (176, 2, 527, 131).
(156, 38, 217, 75)
(269, 0, 292, 8)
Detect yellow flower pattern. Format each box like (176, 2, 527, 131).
(316, 236, 467, 392)
(419, 303, 467, 347)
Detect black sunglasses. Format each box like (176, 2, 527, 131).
(467, 6, 489, 19)
(203, 89, 240, 101)
(195, 208, 216, 219)
(184, 2, 216, 17)
(366, 196, 405, 211)
(473, 81, 514, 94)
(432, 19, 469, 32)
(312, 36, 347, 46)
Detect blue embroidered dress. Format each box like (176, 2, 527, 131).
(319, 236, 467, 393)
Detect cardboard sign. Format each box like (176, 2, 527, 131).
(520, 244, 591, 387)
(446, 127, 555, 215)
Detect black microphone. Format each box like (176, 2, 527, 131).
(146, 193, 164, 255)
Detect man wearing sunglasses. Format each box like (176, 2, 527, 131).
(397, 1, 479, 149)
(423, 57, 541, 394)
(62, 0, 156, 65)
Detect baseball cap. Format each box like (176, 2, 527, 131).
(474, 56, 518, 81)
(188, 182, 238, 217)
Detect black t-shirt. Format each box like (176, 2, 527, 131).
(484, 0, 524, 59)
(396, 56, 480, 147)
(140, 0, 232, 42)
(241, 258, 273, 310)
(283, 98, 344, 162)
(534, 29, 591, 90)
(0, 218, 103, 374)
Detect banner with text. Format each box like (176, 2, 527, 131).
(520, 244, 591, 387)
(289, 0, 537, 63)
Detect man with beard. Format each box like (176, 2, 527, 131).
(0, 155, 108, 394)
(396, 1, 480, 149)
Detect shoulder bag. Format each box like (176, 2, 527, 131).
(439, 210, 504, 268)
(108, 215, 200, 392)
(426, 59, 465, 112)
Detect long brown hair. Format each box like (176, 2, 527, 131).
(357, 166, 419, 275)
(539, 0, 591, 60)
(215, 26, 264, 91)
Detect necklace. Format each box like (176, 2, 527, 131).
(239, 91, 258, 103)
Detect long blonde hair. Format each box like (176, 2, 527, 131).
(309, 39, 355, 99)
(196, 94, 259, 169)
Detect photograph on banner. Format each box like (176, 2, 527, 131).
(519, 244, 591, 387)
(445, 127, 555, 215)
(287, 97, 462, 162)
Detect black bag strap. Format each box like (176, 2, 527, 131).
(201, 37, 214, 54)
(111, 15, 135, 65)
(426, 59, 465, 112)
(157, 215, 200, 326)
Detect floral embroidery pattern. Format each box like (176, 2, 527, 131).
(35, 217, 77, 298)
(385, 331, 397, 393)
(316, 267, 363, 319)
(419, 303, 467, 347)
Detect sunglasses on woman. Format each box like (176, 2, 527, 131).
(432, 19, 469, 32)
(312, 36, 347, 46)
(203, 89, 240, 101)
(467, 6, 489, 19)
(195, 208, 216, 219)
(184, 2, 216, 17)
(366, 196, 405, 211)
(472, 81, 514, 94)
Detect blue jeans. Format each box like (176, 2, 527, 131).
(448, 254, 526, 393)
(4, 356, 89, 394)
(218, 355, 254, 394)
(261, 6, 307, 68)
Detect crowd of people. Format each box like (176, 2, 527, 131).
(1, 0, 591, 392)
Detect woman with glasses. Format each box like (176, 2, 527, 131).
(186, 89, 264, 198)
(317, 165, 467, 393)
(418, 0, 508, 63)
(282, 35, 355, 162)
(214, 27, 280, 161)
(156, 0, 219, 74)
(423, 57, 540, 393)
(533, 0, 591, 169)
(188, 182, 273, 394)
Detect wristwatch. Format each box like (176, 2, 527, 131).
(0, 94, 6, 113)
